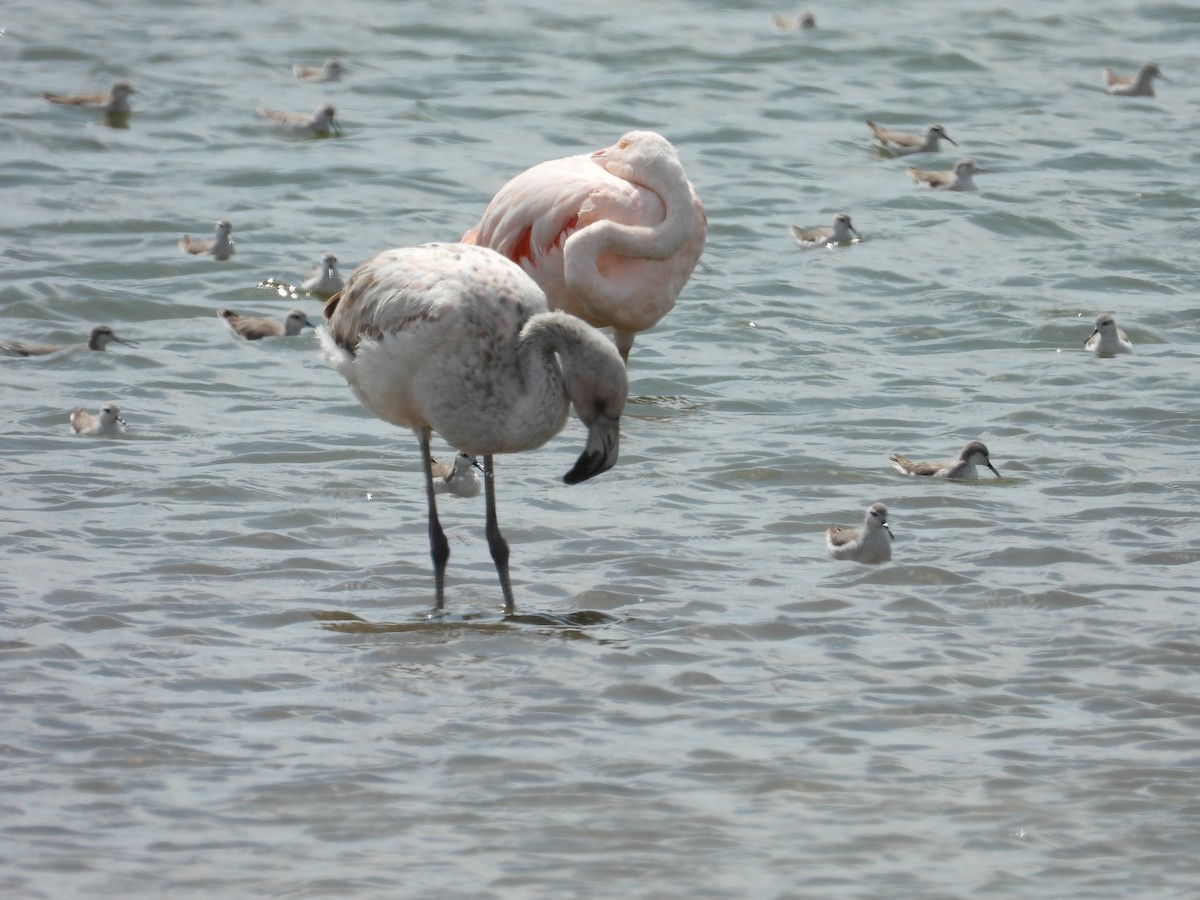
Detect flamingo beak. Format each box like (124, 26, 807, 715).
(563, 413, 620, 485)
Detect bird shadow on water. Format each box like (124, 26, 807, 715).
(313, 605, 620, 640)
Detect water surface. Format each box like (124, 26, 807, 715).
(2, 0, 1199, 896)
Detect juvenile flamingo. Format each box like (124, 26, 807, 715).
(461, 130, 706, 362)
(318, 242, 628, 613)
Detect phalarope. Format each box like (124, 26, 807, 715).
(1, 324, 137, 356)
(907, 158, 981, 191)
(70, 402, 127, 436)
(293, 59, 346, 83)
(768, 10, 815, 31)
(431, 451, 484, 498)
(790, 212, 860, 248)
(826, 502, 893, 564)
(867, 121, 956, 156)
(890, 441, 1000, 479)
(1104, 63, 1168, 97)
(179, 220, 235, 259)
(302, 252, 345, 297)
(257, 103, 341, 136)
(218, 307, 316, 340)
(1084, 313, 1133, 355)
(43, 81, 136, 114)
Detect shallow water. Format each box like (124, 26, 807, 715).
(2, 0, 1199, 897)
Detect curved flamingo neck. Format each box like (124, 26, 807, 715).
(572, 156, 695, 263)
(559, 154, 697, 330)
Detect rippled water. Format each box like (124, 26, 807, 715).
(3, 0, 1200, 896)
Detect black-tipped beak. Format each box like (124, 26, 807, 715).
(987, 462, 1001, 478)
(563, 414, 620, 485)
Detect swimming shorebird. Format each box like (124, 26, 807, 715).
(0, 324, 137, 357)
(907, 158, 981, 191)
(257, 103, 341, 136)
(1104, 62, 1168, 97)
(890, 441, 1000, 479)
(867, 121, 956, 156)
(42, 80, 136, 115)
(789, 212, 860, 248)
(293, 58, 346, 83)
(768, 10, 815, 31)
(301, 252, 345, 297)
(1084, 313, 1133, 355)
(431, 451, 484, 498)
(826, 502, 893, 564)
(179, 220, 235, 259)
(70, 402, 127, 436)
(319, 242, 628, 613)
(218, 307, 316, 340)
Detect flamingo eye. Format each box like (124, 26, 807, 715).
(618, 139, 629, 149)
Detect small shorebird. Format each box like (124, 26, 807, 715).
(319, 242, 628, 613)
(768, 10, 815, 31)
(301, 252, 345, 297)
(907, 158, 981, 191)
(1, 324, 137, 357)
(890, 441, 1000, 480)
(70, 402, 127, 436)
(867, 121, 956, 156)
(218, 307, 316, 340)
(790, 212, 860, 248)
(826, 502, 893, 564)
(293, 58, 346, 83)
(257, 103, 341, 136)
(431, 452, 484, 498)
(1104, 62, 1168, 97)
(1084, 313, 1133, 355)
(179, 220, 235, 259)
(43, 80, 136, 114)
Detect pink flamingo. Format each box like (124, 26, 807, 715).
(461, 130, 706, 363)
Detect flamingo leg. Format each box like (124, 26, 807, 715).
(614, 329, 634, 365)
(482, 454, 514, 614)
(418, 431, 450, 609)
